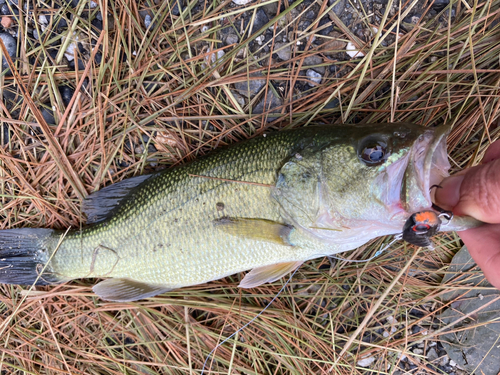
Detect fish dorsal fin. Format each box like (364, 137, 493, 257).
(214, 217, 294, 246)
(239, 261, 303, 288)
(92, 278, 172, 302)
(82, 174, 154, 224)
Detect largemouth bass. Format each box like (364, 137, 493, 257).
(0, 123, 480, 301)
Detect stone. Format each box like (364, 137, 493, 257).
(441, 246, 497, 302)
(346, 41, 364, 58)
(303, 55, 325, 74)
(144, 14, 152, 28)
(41, 107, 55, 125)
(59, 85, 75, 106)
(439, 354, 450, 367)
(247, 8, 268, 35)
(357, 356, 375, 367)
(440, 294, 500, 375)
(329, 0, 345, 15)
(253, 89, 283, 122)
(230, 91, 246, 107)
(427, 347, 438, 362)
(225, 34, 239, 45)
(1, 16, 11, 28)
(274, 42, 291, 60)
(306, 69, 322, 85)
(234, 71, 266, 97)
(0, 32, 16, 73)
(232, 0, 252, 4)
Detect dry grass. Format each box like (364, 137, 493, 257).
(0, 0, 499, 373)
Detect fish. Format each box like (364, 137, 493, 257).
(0, 123, 481, 301)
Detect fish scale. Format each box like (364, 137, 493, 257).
(48, 129, 307, 286)
(0, 123, 482, 301)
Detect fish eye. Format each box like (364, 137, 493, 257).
(358, 136, 390, 165)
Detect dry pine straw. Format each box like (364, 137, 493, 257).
(0, 0, 499, 373)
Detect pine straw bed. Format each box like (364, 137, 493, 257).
(0, 0, 499, 373)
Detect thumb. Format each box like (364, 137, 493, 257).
(435, 158, 500, 224)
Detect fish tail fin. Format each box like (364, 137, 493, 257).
(0, 228, 62, 285)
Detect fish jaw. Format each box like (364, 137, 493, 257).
(400, 124, 451, 214)
(400, 124, 483, 233)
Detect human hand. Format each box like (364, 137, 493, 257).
(435, 140, 500, 290)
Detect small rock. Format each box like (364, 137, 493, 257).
(432, 0, 449, 11)
(303, 55, 325, 74)
(225, 33, 239, 45)
(413, 348, 424, 355)
(144, 14, 152, 28)
(329, 0, 345, 14)
(247, 8, 268, 34)
(62, 33, 79, 61)
(234, 72, 266, 97)
(450, 359, 457, 367)
(1, 16, 11, 28)
(68, 58, 85, 70)
(346, 41, 364, 58)
(0, 32, 16, 73)
(321, 32, 346, 55)
(232, 0, 252, 4)
(256, 35, 265, 45)
(324, 98, 339, 109)
(205, 48, 225, 66)
(274, 42, 291, 60)
(306, 69, 322, 85)
(230, 91, 245, 107)
(357, 356, 375, 367)
(253, 89, 283, 122)
(427, 347, 438, 361)
(171, 0, 185, 16)
(0, 4, 7, 15)
(41, 107, 55, 125)
(59, 85, 75, 106)
(440, 354, 450, 367)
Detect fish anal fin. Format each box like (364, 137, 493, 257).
(238, 261, 303, 289)
(83, 174, 154, 224)
(92, 278, 172, 302)
(214, 217, 294, 246)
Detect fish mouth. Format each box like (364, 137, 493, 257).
(400, 124, 451, 214)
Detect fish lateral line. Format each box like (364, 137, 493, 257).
(188, 173, 274, 188)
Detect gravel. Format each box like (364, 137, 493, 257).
(0, 32, 16, 73)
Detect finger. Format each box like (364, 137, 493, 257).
(459, 224, 500, 290)
(435, 158, 500, 223)
(483, 140, 500, 164)
(434, 174, 464, 210)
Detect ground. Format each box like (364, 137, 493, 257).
(0, 0, 499, 373)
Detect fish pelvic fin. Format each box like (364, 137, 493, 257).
(0, 228, 61, 285)
(214, 217, 294, 246)
(92, 278, 172, 302)
(239, 261, 303, 289)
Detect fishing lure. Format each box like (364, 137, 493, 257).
(402, 208, 453, 247)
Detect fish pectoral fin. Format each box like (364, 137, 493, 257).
(214, 217, 294, 246)
(93, 278, 172, 302)
(238, 261, 303, 289)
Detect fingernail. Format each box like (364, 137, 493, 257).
(434, 175, 465, 209)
